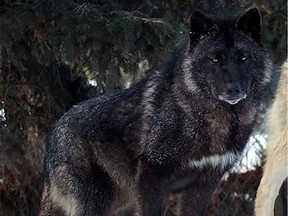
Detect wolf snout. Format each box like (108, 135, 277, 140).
(225, 83, 243, 98)
(219, 83, 247, 105)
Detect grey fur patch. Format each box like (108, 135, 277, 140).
(261, 54, 274, 85)
(51, 181, 80, 216)
(182, 52, 200, 93)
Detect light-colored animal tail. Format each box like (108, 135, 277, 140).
(255, 59, 288, 216)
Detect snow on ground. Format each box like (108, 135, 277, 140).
(232, 132, 267, 173)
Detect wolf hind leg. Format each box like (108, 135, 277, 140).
(39, 183, 64, 216)
(40, 164, 115, 216)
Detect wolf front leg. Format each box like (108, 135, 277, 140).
(136, 160, 168, 216)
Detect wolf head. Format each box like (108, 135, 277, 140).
(184, 8, 273, 105)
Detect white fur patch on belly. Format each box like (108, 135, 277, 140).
(188, 152, 239, 170)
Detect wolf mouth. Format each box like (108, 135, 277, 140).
(218, 94, 247, 105)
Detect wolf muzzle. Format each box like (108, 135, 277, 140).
(219, 82, 247, 105)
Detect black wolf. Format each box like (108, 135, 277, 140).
(40, 8, 274, 216)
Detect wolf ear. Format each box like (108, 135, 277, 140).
(236, 8, 261, 42)
(189, 10, 217, 44)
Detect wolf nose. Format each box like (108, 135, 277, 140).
(226, 83, 242, 97)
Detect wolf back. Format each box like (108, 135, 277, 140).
(40, 8, 274, 216)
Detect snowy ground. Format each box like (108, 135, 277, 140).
(231, 132, 267, 173)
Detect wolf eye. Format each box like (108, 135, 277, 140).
(212, 58, 219, 63)
(241, 56, 247, 61)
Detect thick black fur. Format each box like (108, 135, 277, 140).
(40, 8, 274, 216)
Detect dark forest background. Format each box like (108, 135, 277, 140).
(0, 0, 287, 215)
